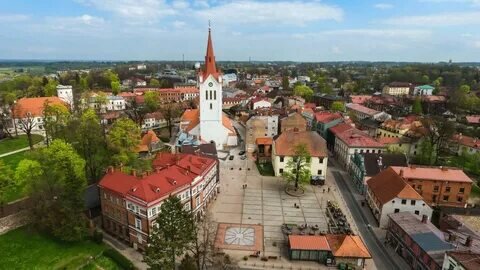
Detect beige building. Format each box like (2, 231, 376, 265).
(280, 112, 307, 132)
(246, 114, 279, 154)
(382, 82, 411, 96)
(272, 131, 328, 178)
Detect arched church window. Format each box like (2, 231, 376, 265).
(210, 103, 212, 110)
(205, 90, 208, 100)
(214, 91, 216, 100)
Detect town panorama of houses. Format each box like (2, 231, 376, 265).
(2, 33, 480, 270)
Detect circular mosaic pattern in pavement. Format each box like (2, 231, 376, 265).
(224, 227, 255, 246)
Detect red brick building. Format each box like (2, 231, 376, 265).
(99, 153, 218, 250)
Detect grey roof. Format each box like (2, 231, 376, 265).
(84, 184, 100, 209)
(181, 143, 218, 158)
(411, 232, 455, 252)
(363, 153, 408, 177)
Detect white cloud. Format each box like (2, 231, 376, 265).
(45, 14, 105, 27)
(172, 0, 189, 9)
(0, 14, 29, 22)
(420, 0, 480, 7)
(322, 29, 431, 39)
(374, 3, 394, 9)
(384, 11, 480, 26)
(173, 20, 186, 28)
(196, 1, 343, 26)
(193, 0, 210, 8)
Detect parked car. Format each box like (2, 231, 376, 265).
(239, 150, 246, 155)
(240, 155, 247, 160)
(229, 155, 234, 160)
(310, 176, 325, 186)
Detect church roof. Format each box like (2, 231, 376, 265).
(200, 28, 220, 80)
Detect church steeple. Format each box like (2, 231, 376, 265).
(203, 25, 219, 80)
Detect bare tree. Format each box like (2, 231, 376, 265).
(17, 112, 37, 149)
(159, 103, 182, 138)
(190, 211, 218, 270)
(124, 98, 149, 126)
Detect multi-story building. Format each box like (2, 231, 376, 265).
(386, 212, 456, 270)
(11, 97, 67, 133)
(98, 153, 218, 251)
(245, 114, 279, 154)
(142, 112, 167, 130)
(366, 167, 433, 227)
(442, 251, 480, 270)
(345, 103, 391, 121)
(279, 112, 307, 133)
(313, 93, 344, 110)
(313, 111, 343, 138)
(451, 134, 480, 155)
(272, 131, 328, 178)
(349, 152, 408, 194)
(412, 85, 434, 96)
(382, 82, 411, 96)
(390, 166, 473, 207)
(333, 128, 386, 167)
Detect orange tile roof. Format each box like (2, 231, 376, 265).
(137, 130, 160, 152)
(326, 234, 371, 258)
(222, 113, 235, 133)
(466, 115, 480, 124)
(377, 137, 402, 144)
(274, 131, 327, 157)
(367, 167, 423, 205)
(181, 109, 199, 122)
(14, 97, 66, 117)
(256, 137, 273, 145)
(391, 166, 472, 183)
(337, 128, 385, 148)
(314, 111, 343, 123)
(289, 235, 331, 251)
(350, 95, 372, 104)
(452, 134, 480, 150)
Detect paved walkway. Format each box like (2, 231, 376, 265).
(102, 232, 148, 270)
(0, 146, 30, 158)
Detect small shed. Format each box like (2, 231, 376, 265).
(288, 235, 333, 263)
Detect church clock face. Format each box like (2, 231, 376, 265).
(208, 82, 213, 87)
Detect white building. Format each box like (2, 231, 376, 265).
(106, 96, 126, 111)
(137, 64, 147, 70)
(56, 85, 74, 109)
(366, 167, 433, 228)
(12, 97, 67, 133)
(142, 112, 167, 130)
(178, 28, 237, 150)
(251, 98, 272, 110)
(272, 131, 328, 178)
(222, 73, 237, 86)
(412, 85, 434, 96)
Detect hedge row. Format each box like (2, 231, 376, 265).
(103, 248, 135, 270)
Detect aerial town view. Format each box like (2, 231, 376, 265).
(1, 1, 480, 270)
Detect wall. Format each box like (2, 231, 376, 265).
(379, 198, 433, 228)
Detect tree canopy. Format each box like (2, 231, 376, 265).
(283, 143, 312, 191)
(107, 118, 141, 166)
(293, 85, 314, 101)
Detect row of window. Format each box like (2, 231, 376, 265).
(411, 184, 465, 194)
(205, 90, 217, 100)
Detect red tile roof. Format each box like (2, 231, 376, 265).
(329, 123, 354, 135)
(336, 128, 385, 148)
(391, 166, 472, 183)
(367, 167, 423, 205)
(256, 137, 273, 145)
(314, 111, 343, 123)
(350, 95, 372, 104)
(346, 103, 380, 116)
(377, 137, 402, 144)
(99, 153, 216, 205)
(200, 28, 220, 80)
(14, 97, 66, 117)
(466, 115, 480, 124)
(453, 134, 480, 150)
(326, 234, 371, 258)
(289, 235, 331, 251)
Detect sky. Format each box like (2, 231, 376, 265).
(1, 0, 480, 62)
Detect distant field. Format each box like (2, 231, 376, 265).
(0, 134, 43, 155)
(0, 227, 121, 270)
(0, 66, 46, 78)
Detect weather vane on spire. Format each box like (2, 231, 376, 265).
(208, 20, 211, 31)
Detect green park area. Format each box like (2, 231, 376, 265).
(0, 227, 124, 270)
(0, 134, 43, 155)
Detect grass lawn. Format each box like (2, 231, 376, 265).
(0, 134, 43, 155)
(256, 162, 275, 176)
(0, 227, 122, 270)
(0, 151, 32, 202)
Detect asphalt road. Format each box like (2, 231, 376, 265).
(332, 170, 401, 270)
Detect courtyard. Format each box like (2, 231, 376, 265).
(211, 146, 359, 268)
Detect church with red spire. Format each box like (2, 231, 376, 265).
(177, 27, 238, 150)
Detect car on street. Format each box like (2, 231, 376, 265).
(228, 155, 234, 160)
(240, 155, 247, 160)
(238, 150, 246, 155)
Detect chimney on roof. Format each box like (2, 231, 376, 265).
(421, 214, 428, 224)
(399, 169, 404, 177)
(155, 167, 161, 173)
(132, 169, 137, 177)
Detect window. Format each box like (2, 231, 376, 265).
(319, 158, 323, 164)
(411, 200, 416, 206)
(432, 195, 437, 201)
(135, 218, 142, 229)
(401, 199, 407, 205)
(394, 208, 400, 213)
(457, 197, 463, 202)
(205, 90, 208, 100)
(184, 203, 191, 211)
(414, 210, 420, 215)
(151, 207, 157, 216)
(214, 91, 216, 100)
(459, 187, 465, 194)
(433, 186, 439, 192)
(417, 185, 422, 190)
(445, 186, 451, 193)
(210, 103, 212, 110)
(280, 156, 284, 162)
(443, 195, 449, 201)
(196, 196, 201, 206)
(279, 169, 284, 174)
(317, 170, 322, 175)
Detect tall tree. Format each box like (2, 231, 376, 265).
(412, 97, 423, 115)
(421, 116, 456, 164)
(190, 212, 217, 270)
(331, 101, 345, 112)
(160, 103, 182, 138)
(124, 98, 149, 126)
(107, 118, 141, 166)
(144, 196, 195, 270)
(144, 91, 160, 113)
(67, 109, 108, 182)
(43, 102, 70, 145)
(0, 92, 16, 138)
(293, 85, 314, 101)
(150, 78, 160, 87)
(283, 143, 312, 191)
(14, 103, 37, 149)
(17, 140, 87, 241)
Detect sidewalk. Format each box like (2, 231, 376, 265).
(0, 147, 30, 158)
(102, 232, 148, 270)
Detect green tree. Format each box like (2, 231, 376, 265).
(67, 109, 108, 182)
(331, 101, 345, 112)
(420, 75, 430, 84)
(18, 140, 87, 241)
(107, 118, 141, 166)
(144, 196, 195, 270)
(111, 81, 121, 95)
(412, 97, 423, 115)
(43, 102, 70, 145)
(293, 85, 314, 101)
(0, 161, 14, 205)
(281, 75, 290, 91)
(283, 143, 312, 191)
(43, 79, 58, 97)
(421, 116, 456, 164)
(150, 78, 160, 87)
(415, 139, 435, 165)
(144, 91, 160, 112)
(160, 103, 182, 138)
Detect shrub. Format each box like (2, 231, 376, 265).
(92, 230, 103, 244)
(103, 248, 135, 270)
